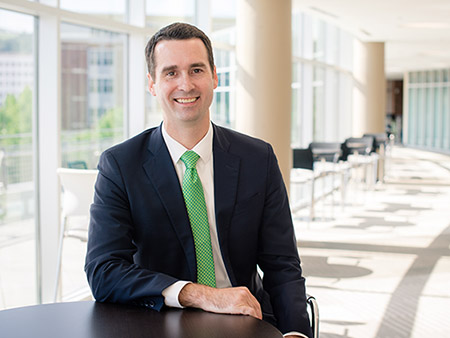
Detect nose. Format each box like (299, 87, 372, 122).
(177, 73, 195, 92)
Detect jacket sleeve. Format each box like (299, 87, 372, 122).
(258, 144, 313, 338)
(84, 150, 177, 310)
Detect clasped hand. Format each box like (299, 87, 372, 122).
(179, 283, 262, 320)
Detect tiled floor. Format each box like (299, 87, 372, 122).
(294, 146, 450, 338)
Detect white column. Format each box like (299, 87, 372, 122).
(37, 9, 61, 304)
(352, 41, 386, 135)
(128, 0, 146, 138)
(236, 0, 292, 185)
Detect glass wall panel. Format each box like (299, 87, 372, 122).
(211, 0, 236, 33)
(406, 69, 450, 152)
(291, 12, 354, 147)
(60, 23, 126, 169)
(144, 0, 197, 128)
(60, 0, 127, 23)
(408, 88, 417, 145)
(312, 67, 325, 141)
(0, 9, 36, 310)
(417, 88, 425, 146)
(433, 86, 441, 148)
(211, 48, 234, 127)
(211, 0, 236, 128)
(425, 86, 433, 146)
(312, 18, 326, 62)
(145, 0, 195, 32)
(443, 86, 449, 149)
(291, 62, 302, 147)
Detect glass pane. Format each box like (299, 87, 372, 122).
(211, 47, 235, 128)
(312, 18, 326, 62)
(291, 63, 302, 147)
(425, 87, 433, 146)
(211, 0, 236, 34)
(61, 22, 126, 170)
(0, 9, 36, 310)
(145, 0, 195, 32)
(292, 11, 303, 58)
(60, 0, 127, 23)
(210, 0, 236, 129)
(408, 88, 416, 145)
(312, 67, 325, 141)
(442, 87, 449, 148)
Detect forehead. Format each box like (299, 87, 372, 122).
(153, 38, 209, 71)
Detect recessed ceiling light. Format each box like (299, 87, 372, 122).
(401, 22, 450, 29)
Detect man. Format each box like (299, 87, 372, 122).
(85, 22, 312, 338)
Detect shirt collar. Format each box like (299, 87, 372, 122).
(162, 122, 213, 166)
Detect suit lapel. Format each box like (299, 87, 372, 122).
(142, 125, 196, 281)
(213, 125, 240, 285)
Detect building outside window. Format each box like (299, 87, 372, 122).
(60, 23, 126, 169)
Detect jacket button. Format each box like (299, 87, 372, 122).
(148, 301, 155, 308)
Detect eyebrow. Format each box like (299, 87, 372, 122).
(159, 62, 207, 75)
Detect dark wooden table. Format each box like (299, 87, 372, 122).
(0, 301, 283, 338)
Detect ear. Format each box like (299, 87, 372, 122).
(147, 73, 157, 96)
(213, 66, 219, 90)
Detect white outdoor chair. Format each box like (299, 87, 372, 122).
(54, 167, 98, 302)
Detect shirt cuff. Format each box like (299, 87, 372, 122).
(162, 281, 191, 308)
(283, 332, 309, 338)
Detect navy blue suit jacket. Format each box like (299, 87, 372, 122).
(85, 124, 312, 337)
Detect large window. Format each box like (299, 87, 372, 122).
(60, 0, 128, 23)
(60, 23, 126, 169)
(145, 0, 195, 33)
(406, 69, 450, 152)
(291, 11, 354, 147)
(0, 8, 36, 310)
(144, 0, 196, 128)
(210, 0, 236, 128)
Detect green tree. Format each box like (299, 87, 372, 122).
(0, 86, 32, 145)
(98, 107, 123, 139)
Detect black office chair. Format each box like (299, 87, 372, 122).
(306, 294, 319, 338)
(309, 142, 342, 163)
(363, 133, 388, 153)
(340, 136, 373, 161)
(293, 147, 314, 170)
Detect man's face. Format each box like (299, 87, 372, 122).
(148, 38, 218, 130)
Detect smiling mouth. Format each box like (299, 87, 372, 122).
(174, 97, 199, 104)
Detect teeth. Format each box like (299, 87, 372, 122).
(176, 98, 197, 103)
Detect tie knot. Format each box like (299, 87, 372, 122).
(181, 150, 200, 169)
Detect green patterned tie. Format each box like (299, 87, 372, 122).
(180, 150, 216, 287)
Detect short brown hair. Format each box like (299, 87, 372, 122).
(145, 22, 215, 80)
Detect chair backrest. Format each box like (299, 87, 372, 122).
(363, 133, 388, 151)
(57, 168, 98, 217)
(293, 148, 314, 170)
(341, 136, 373, 160)
(309, 142, 342, 163)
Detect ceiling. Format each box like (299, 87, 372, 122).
(293, 0, 450, 79)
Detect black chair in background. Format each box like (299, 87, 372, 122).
(340, 136, 373, 161)
(363, 133, 388, 153)
(309, 142, 342, 163)
(291, 146, 341, 220)
(341, 136, 378, 189)
(293, 147, 314, 170)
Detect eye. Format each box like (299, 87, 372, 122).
(166, 71, 176, 77)
(192, 68, 203, 74)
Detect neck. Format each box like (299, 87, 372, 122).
(164, 119, 210, 150)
